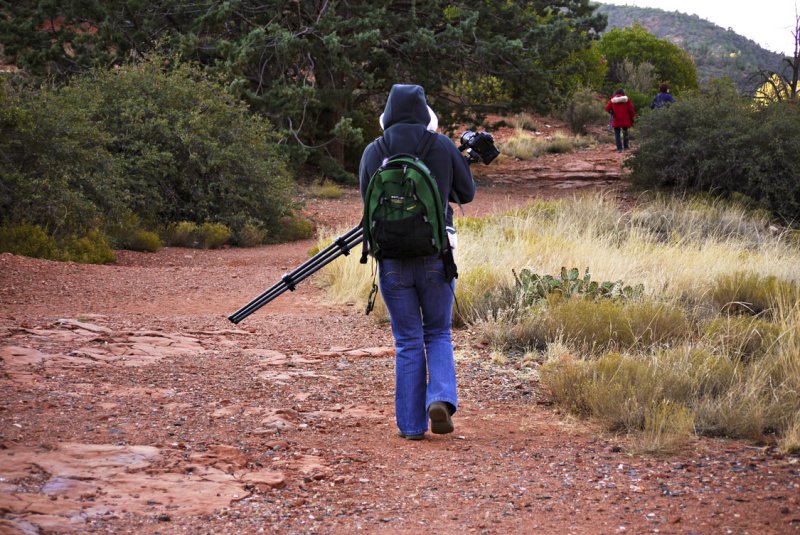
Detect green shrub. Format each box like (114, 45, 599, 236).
(636, 399, 695, 454)
(163, 221, 230, 249)
(486, 297, 689, 354)
(107, 213, 163, 252)
(540, 352, 694, 438)
(60, 231, 116, 264)
(748, 101, 800, 223)
(0, 224, 59, 259)
(274, 216, 315, 242)
(0, 223, 116, 263)
(235, 221, 268, 247)
(164, 221, 199, 248)
(779, 415, 800, 454)
(454, 266, 520, 326)
(0, 81, 124, 239)
(682, 347, 737, 398)
(562, 88, 607, 134)
(499, 131, 591, 160)
(627, 80, 800, 224)
(196, 223, 231, 249)
(120, 229, 163, 252)
(545, 135, 576, 154)
(625, 89, 650, 117)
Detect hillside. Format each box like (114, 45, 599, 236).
(596, 4, 787, 93)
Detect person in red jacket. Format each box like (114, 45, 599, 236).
(605, 88, 636, 152)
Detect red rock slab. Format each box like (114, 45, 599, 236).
(0, 442, 286, 532)
(317, 346, 395, 358)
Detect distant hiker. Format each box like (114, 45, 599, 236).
(359, 84, 476, 441)
(605, 88, 636, 152)
(650, 83, 676, 109)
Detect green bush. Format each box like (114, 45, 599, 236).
(121, 229, 163, 253)
(106, 212, 162, 252)
(562, 88, 608, 135)
(235, 221, 269, 247)
(488, 298, 689, 354)
(196, 223, 231, 249)
(274, 216, 315, 242)
(540, 352, 694, 436)
(627, 80, 800, 224)
(0, 80, 124, 239)
(0, 223, 116, 263)
(748, 101, 800, 224)
(164, 221, 231, 249)
(509, 112, 538, 131)
(165, 221, 198, 248)
(0, 224, 59, 260)
(70, 54, 297, 234)
(60, 231, 116, 264)
(1, 54, 300, 259)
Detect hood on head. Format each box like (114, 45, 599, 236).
(379, 84, 433, 130)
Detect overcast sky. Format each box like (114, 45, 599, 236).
(597, 1, 798, 56)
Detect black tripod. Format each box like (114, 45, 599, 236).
(228, 225, 363, 324)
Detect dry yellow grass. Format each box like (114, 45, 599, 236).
(316, 192, 800, 452)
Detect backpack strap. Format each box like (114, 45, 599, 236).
(415, 130, 437, 161)
(375, 136, 390, 162)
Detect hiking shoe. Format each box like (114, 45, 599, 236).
(398, 432, 425, 441)
(428, 402, 454, 434)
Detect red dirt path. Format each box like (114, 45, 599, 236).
(1, 133, 799, 534)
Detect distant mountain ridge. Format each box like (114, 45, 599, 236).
(596, 4, 787, 93)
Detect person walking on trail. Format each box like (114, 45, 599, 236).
(359, 84, 476, 441)
(650, 83, 676, 109)
(605, 88, 635, 152)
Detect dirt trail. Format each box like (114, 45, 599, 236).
(1, 139, 799, 534)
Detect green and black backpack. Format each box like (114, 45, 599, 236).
(359, 131, 448, 263)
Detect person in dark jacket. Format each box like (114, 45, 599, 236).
(605, 88, 636, 152)
(359, 84, 476, 440)
(650, 83, 676, 109)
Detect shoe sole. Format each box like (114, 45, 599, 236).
(428, 403, 454, 434)
(398, 432, 425, 440)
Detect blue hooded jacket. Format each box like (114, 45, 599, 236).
(650, 91, 676, 109)
(359, 84, 475, 226)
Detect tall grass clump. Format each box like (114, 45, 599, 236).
(309, 179, 344, 199)
(499, 130, 594, 160)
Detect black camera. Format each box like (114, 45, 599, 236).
(459, 130, 500, 165)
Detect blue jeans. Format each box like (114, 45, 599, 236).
(614, 127, 629, 151)
(379, 255, 457, 436)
